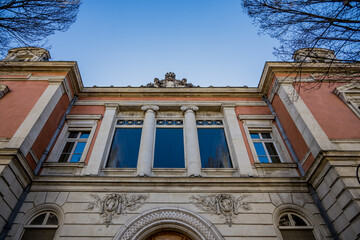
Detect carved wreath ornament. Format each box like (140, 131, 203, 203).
(191, 194, 251, 227)
(87, 193, 148, 227)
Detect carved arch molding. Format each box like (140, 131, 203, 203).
(113, 208, 225, 240)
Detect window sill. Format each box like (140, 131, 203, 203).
(102, 168, 137, 176)
(152, 168, 187, 177)
(253, 163, 297, 168)
(41, 162, 85, 176)
(253, 163, 299, 177)
(202, 168, 237, 177)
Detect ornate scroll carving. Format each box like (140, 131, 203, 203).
(146, 72, 197, 88)
(191, 194, 251, 227)
(87, 193, 148, 227)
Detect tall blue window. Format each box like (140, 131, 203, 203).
(153, 120, 185, 168)
(197, 120, 232, 168)
(106, 120, 143, 168)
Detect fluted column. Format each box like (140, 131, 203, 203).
(137, 105, 159, 176)
(181, 105, 201, 177)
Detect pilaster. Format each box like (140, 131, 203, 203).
(222, 105, 254, 177)
(85, 104, 118, 175)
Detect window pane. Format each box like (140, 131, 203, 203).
(254, 142, 267, 156)
(73, 142, 86, 154)
(70, 154, 81, 163)
(58, 153, 70, 163)
(250, 133, 260, 139)
(198, 128, 232, 168)
(21, 229, 57, 240)
(46, 213, 58, 225)
(80, 131, 90, 138)
(106, 128, 142, 168)
(261, 133, 272, 139)
(291, 214, 308, 226)
(280, 230, 316, 240)
(154, 128, 185, 168)
(61, 142, 74, 154)
(30, 213, 46, 225)
(279, 214, 291, 226)
(265, 142, 277, 155)
(68, 132, 78, 138)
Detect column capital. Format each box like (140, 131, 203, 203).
(180, 105, 199, 112)
(141, 105, 159, 112)
(105, 103, 119, 110)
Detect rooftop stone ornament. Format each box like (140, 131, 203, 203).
(146, 72, 197, 88)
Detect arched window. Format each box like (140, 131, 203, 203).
(21, 211, 59, 240)
(278, 212, 316, 240)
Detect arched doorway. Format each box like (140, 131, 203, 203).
(113, 208, 224, 240)
(145, 231, 192, 240)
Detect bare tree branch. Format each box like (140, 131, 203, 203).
(0, 0, 81, 57)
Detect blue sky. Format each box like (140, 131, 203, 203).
(48, 0, 279, 87)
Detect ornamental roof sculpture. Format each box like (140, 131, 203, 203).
(146, 72, 197, 88)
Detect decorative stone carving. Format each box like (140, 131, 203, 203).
(3, 47, 50, 61)
(180, 105, 199, 112)
(87, 193, 148, 227)
(0, 84, 10, 99)
(146, 72, 197, 88)
(191, 194, 251, 227)
(196, 111, 223, 117)
(141, 105, 159, 112)
(156, 111, 183, 118)
(114, 208, 224, 240)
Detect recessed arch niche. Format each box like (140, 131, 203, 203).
(113, 207, 224, 240)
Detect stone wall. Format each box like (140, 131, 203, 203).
(8, 178, 331, 239)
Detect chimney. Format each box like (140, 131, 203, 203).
(3, 47, 50, 62)
(292, 48, 337, 63)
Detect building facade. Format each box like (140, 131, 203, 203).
(0, 47, 359, 240)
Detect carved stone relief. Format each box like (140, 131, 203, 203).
(156, 111, 183, 118)
(87, 193, 148, 227)
(146, 72, 197, 88)
(191, 194, 251, 226)
(196, 111, 223, 117)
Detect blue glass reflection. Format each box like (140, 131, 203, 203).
(254, 142, 269, 163)
(106, 128, 142, 168)
(198, 128, 232, 168)
(154, 128, 185, 168)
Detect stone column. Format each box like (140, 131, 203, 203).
(222, 105, 254, 177)
(137, 105, 159, 176)
(181, 105, 201, 177)
(85, 103, 118, 175)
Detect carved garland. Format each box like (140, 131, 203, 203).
(87, 193, 148, 227)
(191, 194, 251, 227)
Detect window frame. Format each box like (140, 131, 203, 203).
(334, 82, 360, 118)
(47, 117, 99, 164)
(277, 212, 316, 240)
(105, 118, 144, 169)
(20, 211, 59, 240)
(250, 131, 282, 163)
(152, 118, 185, 170)
(240, 115, 291, 164)
(196, 118, 234, 169)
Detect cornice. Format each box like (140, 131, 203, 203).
(77, 86, 262, 98)
(31, 175, 308, 193)
(258, 61, 360, 96)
